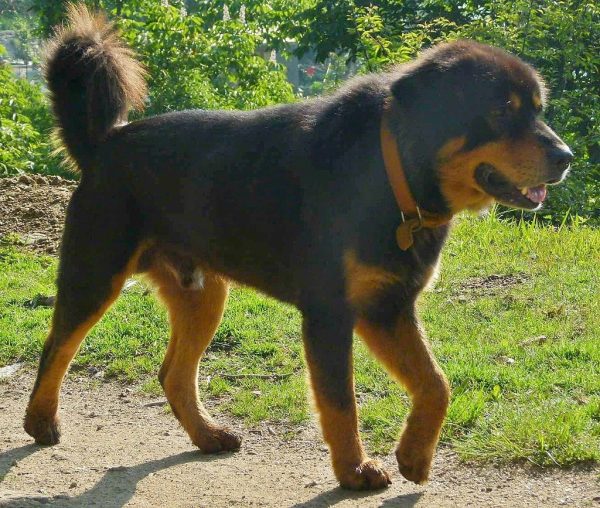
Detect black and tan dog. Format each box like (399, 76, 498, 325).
(24, 5, 572, 490)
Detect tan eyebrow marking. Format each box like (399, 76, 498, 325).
(508, 92, 522, 111)
(532, 92, 543, 111)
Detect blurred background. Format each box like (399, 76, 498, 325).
(0, 0, 598, 224)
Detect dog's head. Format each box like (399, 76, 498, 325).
(390, 40, 572, 213)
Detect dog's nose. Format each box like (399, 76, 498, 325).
(548, 145, 573, 172)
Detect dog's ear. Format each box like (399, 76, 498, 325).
(390, 63, 439, 107)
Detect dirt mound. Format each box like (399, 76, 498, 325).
(0, 175, 76, 255)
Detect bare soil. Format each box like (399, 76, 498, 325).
(0, 175, 76, 254)
(0, 177, 599, 507)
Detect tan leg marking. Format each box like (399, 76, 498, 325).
(343, 251, 401, 308)
(149, 262, 240, 453)
(25, 245, 147, 445)
(356, 316, 450, 484)
(304, 337, 391, 490)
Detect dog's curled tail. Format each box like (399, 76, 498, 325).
(45, 3, 146, 172)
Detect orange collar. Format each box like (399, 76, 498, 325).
(380, 101, 452, 250)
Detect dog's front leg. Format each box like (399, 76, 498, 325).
(356, 311, 450, 484)
(302, 311, 391, 490)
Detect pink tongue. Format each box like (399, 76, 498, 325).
(527, 185, 547, 203)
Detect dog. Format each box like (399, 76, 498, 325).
(24, 4, 572, 490)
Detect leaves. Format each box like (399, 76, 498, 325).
(0, 63, 64, 177)
(2, 0, 599, 223)
(116, 1, 295, 114)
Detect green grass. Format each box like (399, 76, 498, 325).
(1, 212, 599, 466)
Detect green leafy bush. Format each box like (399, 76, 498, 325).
(117, 0, 295, 114)
(292, 0, 600, 224)
(0, 58, 66, 177)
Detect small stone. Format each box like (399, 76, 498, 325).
(143, 400, 167, 408)
(18, 174, 34, 185)
(305, 480, 318, 488)
(497, 355, 516, 365)
(22, 232, 47, 246)
(69, 481, 77, 489)
(0, 363, 23, 378)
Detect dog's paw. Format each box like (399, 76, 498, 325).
(24, 412, 61, 446)
(338, 459, 392, 491)
(395, 443, 432, 484)
(195, 425, 242, 454)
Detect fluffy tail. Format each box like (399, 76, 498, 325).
(45, 4, 146, 172)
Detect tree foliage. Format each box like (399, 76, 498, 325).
(291, 0, 600, 222)
(2, 0, 599, 223)
(0, 60, 63, 177)
(116, 0, 294, 114)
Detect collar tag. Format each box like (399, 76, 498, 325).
(396, 217, 422, 250)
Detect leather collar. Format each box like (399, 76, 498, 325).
(380, 100, 452, 250)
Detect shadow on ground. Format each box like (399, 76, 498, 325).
(0, 444, 424, 508)
(1, 448, 212, 507)
(291, 489, 422, 508)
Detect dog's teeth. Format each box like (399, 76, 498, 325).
(521, 187, 528, 196)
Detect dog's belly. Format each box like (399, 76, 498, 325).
(137, 234, 301, 304)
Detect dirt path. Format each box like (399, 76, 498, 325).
(1, 371, 598, 507)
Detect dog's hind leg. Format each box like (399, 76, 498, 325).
(24, 187, 143, 445)
(356, 311, 450, 485)
(149, 262, 241, 453)
(302, 310, 391, 490)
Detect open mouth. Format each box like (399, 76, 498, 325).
(474, 164, 547, 210)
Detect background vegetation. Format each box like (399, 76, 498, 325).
(1, 0, 599, 222)
(1, 0, 598, 222)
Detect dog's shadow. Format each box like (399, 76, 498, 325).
(1, 445, 423, 507)
(291, 489, 423, 508)
(0, 443, 40, 481)
(0, 446, 218, 508)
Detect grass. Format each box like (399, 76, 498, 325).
(1, 212, 599, 467)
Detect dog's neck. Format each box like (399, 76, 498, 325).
(380, 100, 453, 250)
